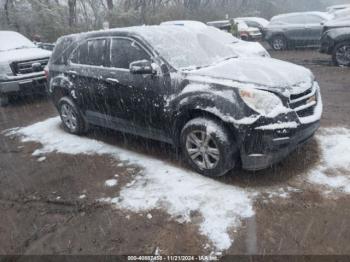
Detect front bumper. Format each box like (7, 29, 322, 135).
(239, 84, 322, 171)
(240, 121, 320, 170)
(0, 74, 47, 95)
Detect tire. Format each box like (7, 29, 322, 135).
(0, 94, 9, 107)
(270, 35, 287, 51)
(180, 117, 238, 177)
(58, 97, 88, 135)
(332, 41, 350, 67)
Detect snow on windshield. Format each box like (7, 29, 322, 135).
(0, 31, 35, 52)
(133, 26, 237, 70)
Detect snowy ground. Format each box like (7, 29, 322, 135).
(4, 117, 350, 252)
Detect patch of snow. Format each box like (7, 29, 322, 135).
(5, 117, 254, 251)
(308, 128, 350, 194)
(255, 122, 299, 131)
(147, 213, 153, 219)
(37, 156, 47, 162)
(79, 194, 87, 199)
(105, 179, 118, 187)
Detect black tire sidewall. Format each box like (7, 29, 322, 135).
(180, 118, 238, 177)
(58, 97, 86, 135)
(333, 41, 350, 67)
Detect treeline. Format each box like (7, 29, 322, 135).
(0, 0, 335, 42)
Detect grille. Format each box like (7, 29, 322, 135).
(289, 84, 317, 118)
(12, 58, 49, 75)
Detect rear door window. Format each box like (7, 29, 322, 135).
(110, 38, 151, 69)
(71, 38, 107, 66)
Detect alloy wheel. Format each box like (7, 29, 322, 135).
(60, 103, 78, 132)
(336, 44, 350, 66)
(185, 130, 220, 170)
(273, 38, 285, 50)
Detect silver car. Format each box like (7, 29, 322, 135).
(265, 12, 333, 50)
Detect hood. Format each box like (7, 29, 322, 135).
(231, 41, 270, 57)
(186, 57, 314, 95)
(0, 47, 51, 64)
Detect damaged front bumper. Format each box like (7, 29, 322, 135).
(238, 85, 322, 171)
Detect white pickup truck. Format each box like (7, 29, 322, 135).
(0, 31, 51, 106)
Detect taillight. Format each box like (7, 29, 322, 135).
(44, 66, 49, 79)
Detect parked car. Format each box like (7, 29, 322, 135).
(47, 26, 322, 177)
(265, 12, 333, 50)
(161, 20, 270, 57)
(35, 42, 56, 51)
(320, 20, 350, 66)
(0, 31, 51, 106)
(333, 8, 350, 19)
(235, 17, 270, 36)
(327, 4, 350, 14)
(207, 20, 262, 41)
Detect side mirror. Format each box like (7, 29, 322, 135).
(129, 60, 155, 75)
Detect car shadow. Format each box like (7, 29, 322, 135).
(85, 125, 322, 189)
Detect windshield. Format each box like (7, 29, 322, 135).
(135, 26, 238, 70)
(0, 31, 35, 52)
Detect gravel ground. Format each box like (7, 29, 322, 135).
(0, 49, 349, 256)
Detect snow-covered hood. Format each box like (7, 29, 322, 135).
(0, 47, 51, 64)
(186, 57, 314, 95)
(232, 41, 270, 57)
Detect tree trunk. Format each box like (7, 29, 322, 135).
(68, 0, 77, 27)
(106, 0, 113, 10)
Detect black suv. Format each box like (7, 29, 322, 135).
(48, 26, 322, 177)
(320, 19, 350, 66)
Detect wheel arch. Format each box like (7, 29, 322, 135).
(172, 108, 238, 147)
(50, 75, 75, 106)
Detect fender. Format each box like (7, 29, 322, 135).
(49, 74, 76, 104)
(169, 87, 254, 145)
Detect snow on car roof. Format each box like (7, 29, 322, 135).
(333, 8, 350, 19)
(327, 4, 350, 12)
(0, 31, 35, 52)
(271, 11, 333, 21)
(160, 20, 207, 29)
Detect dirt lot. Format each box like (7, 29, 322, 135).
(0, 49, 350, 257)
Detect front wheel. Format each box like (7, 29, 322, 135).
(333, 41, 350, 67)
(271, 35, 287, 51)
(180, 118, 238, 177)
(58, 97, 88, 135)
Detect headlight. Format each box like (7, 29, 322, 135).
(0, 63, 13, 76)
(239, 88, 286, 117)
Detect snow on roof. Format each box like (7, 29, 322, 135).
(160, 20, 207, 29)
(271, 11, 333, 21)
(0, 31, 35, 52)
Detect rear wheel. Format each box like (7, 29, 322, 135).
(271, 35, 287, 51)
(0, 94, 9, 107)
(180, 117, 238, 177)
(333, 41, 350, 67)
(58, 97, 88, 135)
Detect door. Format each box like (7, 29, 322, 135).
(67, 38, 110, 114)
(304, 15, 325, 46)
(103, 37, 168, 140)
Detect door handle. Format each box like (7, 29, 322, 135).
(106, 78, 120, 84)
